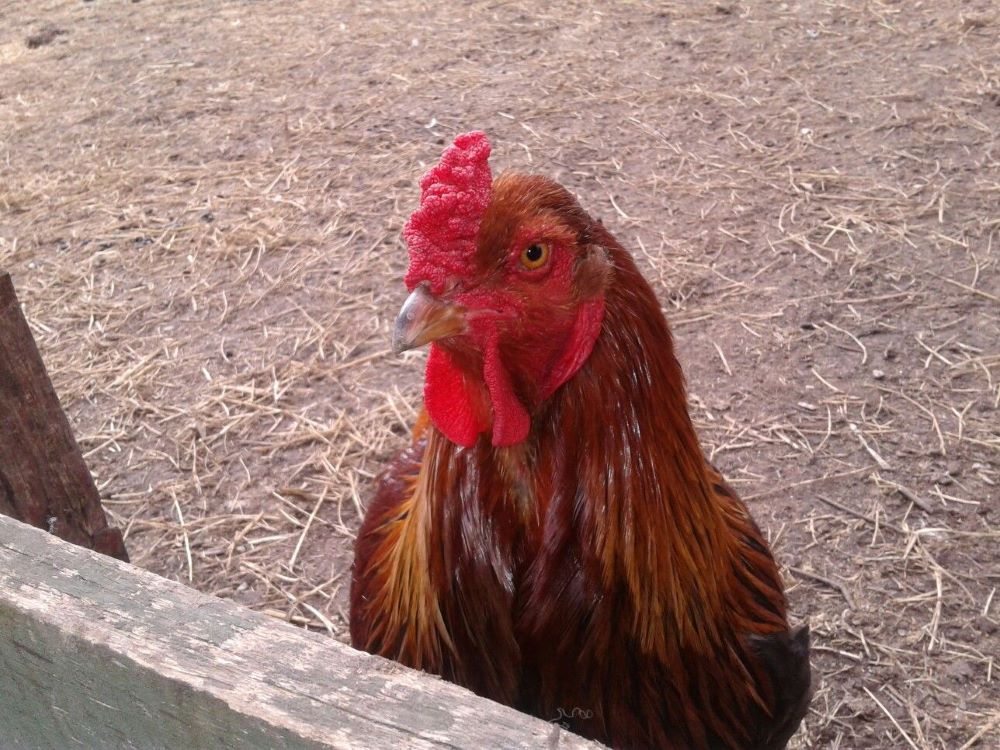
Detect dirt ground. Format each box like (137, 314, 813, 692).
(2, 1, 998, 747)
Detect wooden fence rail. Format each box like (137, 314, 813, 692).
(0, 514, 596, 749)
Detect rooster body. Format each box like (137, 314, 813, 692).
(351, 134, 811, 749)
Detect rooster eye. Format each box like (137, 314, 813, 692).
(519, 242, 550, 270)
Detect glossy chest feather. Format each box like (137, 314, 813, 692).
(351, 423, 802, 750)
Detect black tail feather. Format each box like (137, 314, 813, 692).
(748, 624, 814, 750)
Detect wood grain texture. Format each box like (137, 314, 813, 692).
(0, 272, 127, 561)
(0, 514, 598, 750)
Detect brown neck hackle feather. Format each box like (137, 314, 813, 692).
(536, 226, 790, 747)
(352, 426, 525, 702)
(352, 438, 453, 672)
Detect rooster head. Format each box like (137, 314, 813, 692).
(394, 132, 610, 448)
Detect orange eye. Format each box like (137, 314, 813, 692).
(519, 242, 550, 270)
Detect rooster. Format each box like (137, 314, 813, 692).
(350, 132, 812, 750)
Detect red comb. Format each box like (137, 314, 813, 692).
(403, 131, 492, 293)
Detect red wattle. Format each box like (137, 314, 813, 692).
(482, 334, 531, 447)
(423, 299, 607, 448)
(423, 344, 488, 448)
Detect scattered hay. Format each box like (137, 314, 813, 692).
(1, 1, 996, 747)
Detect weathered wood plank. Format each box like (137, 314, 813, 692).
(0, 514, 597, 749)
(0, 271, 127, 561)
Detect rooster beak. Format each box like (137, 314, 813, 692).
(392, 284, 467, 354)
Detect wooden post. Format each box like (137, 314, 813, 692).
(0, 514, 598, 749)
(0, 272, 128, 561)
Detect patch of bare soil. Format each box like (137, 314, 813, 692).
(1, 1, 997, 747)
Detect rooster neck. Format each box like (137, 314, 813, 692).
(538, 246, 751, 654)
(524, 248, 795, 745)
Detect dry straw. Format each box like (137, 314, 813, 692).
(2, 2, 997, 747)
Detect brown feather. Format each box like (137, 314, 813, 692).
(351, 176, 812, 749)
